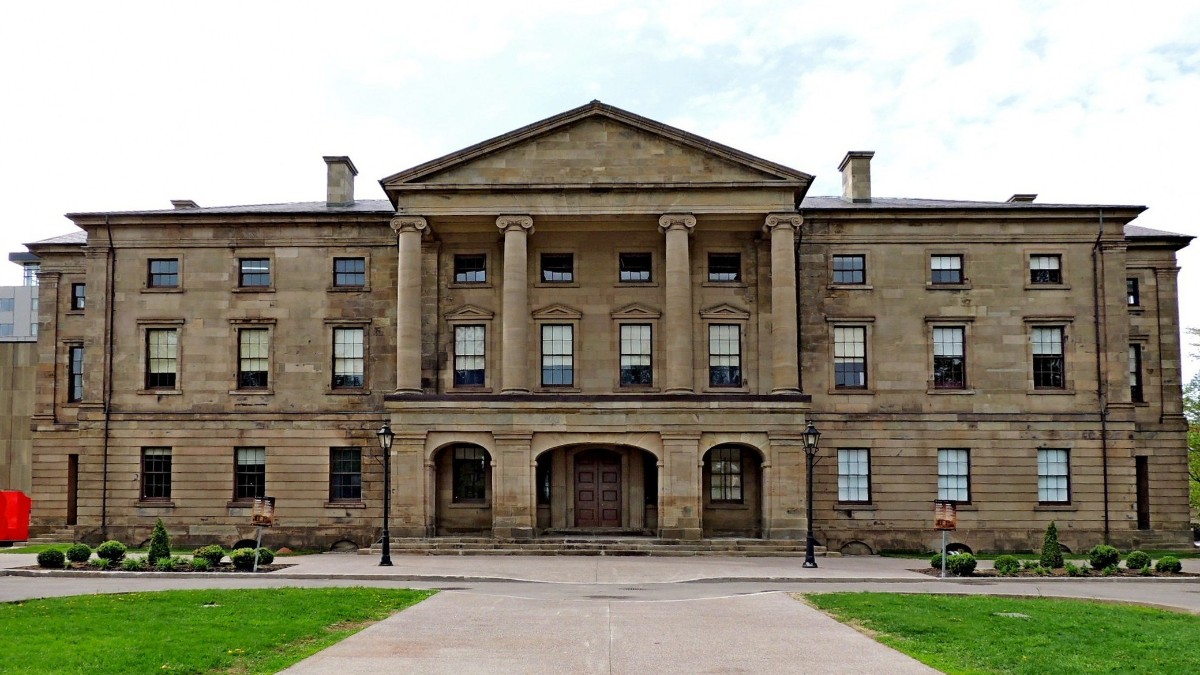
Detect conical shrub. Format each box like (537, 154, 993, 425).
(1040, 521, 1064, 569)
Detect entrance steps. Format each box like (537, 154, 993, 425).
(361, 536, 827, 557)
(21, 526, 77, 545)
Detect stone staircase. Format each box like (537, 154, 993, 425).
(361, 536, 827, 557)
(20, 526, 77, 545)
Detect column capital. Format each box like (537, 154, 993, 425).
(658, 213, 696, 234)
(763, 213, 803, 233)
(390, 216, 428, 234)
(496, 215, 534, 234)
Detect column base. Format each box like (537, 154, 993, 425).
(770, 387, 801, 395)
(500, 388, 531, 394)
(663, 387, 694, 394)
(392, 388, 423, 395)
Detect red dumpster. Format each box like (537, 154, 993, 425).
(0, 491, 32, 541)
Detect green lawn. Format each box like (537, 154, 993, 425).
(806, 592, 1200, 674)
(0, 587, 432, 674)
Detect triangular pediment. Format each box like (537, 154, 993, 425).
(610, 302, 661, 320)
(532, 303, 583, 320)
(444, 304, 495, 321)
(699, 303, 750, 320)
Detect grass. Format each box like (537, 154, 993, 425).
(0, 587, 432, 673)
(806, 592, 1200, 674)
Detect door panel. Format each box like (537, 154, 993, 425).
(575, 450, 621, 528)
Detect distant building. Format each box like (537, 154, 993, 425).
(1, 253, 39, 494)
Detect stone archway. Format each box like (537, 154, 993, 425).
(574, 448, 622, 528)
(701, 444, 764, 538)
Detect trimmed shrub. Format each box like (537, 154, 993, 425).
(1155, 556, 1182, 573)
(65, 543, 92, 564)
(1065, 562, 1084, 577)
(121, 556, 147, 571)
(36, 549, 65, 569)
(946, 552, 977, 576)
(96, 540, 127, 563)
(255, 548, 275, 566)
(228, 548, 257, 571)
(91, 558, 114, 570)
(1040, 522, 1064, 569)
(1087, 544, 1120, 571)
(1102, 564, 1119, 576)
(193, 545, 226, 566)
(189, 557, 212, 572)
(147, 519, 171, 566)
(1124, 550, 1152, 570)
(929, 553, 944, 569)
(993, 555, 1021, 576)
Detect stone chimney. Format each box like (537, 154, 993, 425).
(1007, 193, 1037, 203)
(838, 151, 874, 203)
(323, 156, 358, 207)
(171, 199, 199, 210)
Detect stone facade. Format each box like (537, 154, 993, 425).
(19, 102, 1193, 553)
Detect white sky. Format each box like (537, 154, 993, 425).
(1, 1, 1197, 374)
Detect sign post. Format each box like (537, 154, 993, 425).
(934, 500, 957, 579)
(250, 496, 276, 572)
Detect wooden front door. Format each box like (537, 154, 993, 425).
(574, 450, 622, 528)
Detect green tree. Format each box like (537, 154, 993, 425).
(1184, 328, 1199, 510)
(1040, 521, 1064, 569)
(147, 518, 171, 566)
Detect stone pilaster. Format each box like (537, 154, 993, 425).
(492, 433, 534, 538)
(387, 432, 427, 537)
(765, 433, 808, 539)
(658, 214, 696, 393)
(497, 216, 534, 394)
(391, 216, 427, 394)
(1154, 265, 1186, 421)
(658, 432, 701, 540)
(764, 214, 802, 394)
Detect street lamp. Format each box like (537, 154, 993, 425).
(376, 422, 395, 567)
(801, 421, 821, 569)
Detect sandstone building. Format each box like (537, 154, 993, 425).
(20, 102, 1193, 553)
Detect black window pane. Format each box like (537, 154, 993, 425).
(709, 366, 742, 387)
(453, 447, 487, 502)
(1033, 356, 1064, 388)
(71, 284, 86, 310)
(142, 449, 172, 500)
(239, 259, 271, 287)
(541, 253, 574, 282)
(454, 255, 486, 283)
(708, 253, 741, 282)
(1127, 278, 1139, 305)
(832, 255, 865, 284)
(330, 448, 362, 502)
(933, 357, 965, 389)
(619, 253, 652, 282)
(334, 257, 366, 287)
(148, 259, 179, 288)
(234, 449, 266, 500)
(834, 363, 866, 388)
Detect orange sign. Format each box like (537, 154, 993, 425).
(251, 497, 276, 526)
(934, 501, 957, 531)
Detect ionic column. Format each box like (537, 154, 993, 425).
(497, 215, 534, 393)
(659, 214, 697, 393)
(391, 216, 427, 393)
(764, 214, 802, 394)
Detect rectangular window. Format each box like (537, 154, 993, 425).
(619, 324, 652, 386)
(141, 448, 172, 501)
(238, 258, 271, 287)
(832, 255, 865, 284)
(541, 324, 574, 386)
(333, 257, 366, 287)
(329, 447, 362, 502)
(707, 252, 741, 282)
(0, 298, 12, 311)
(452, 446, 486, 502)
(540, 253, 574, 283)
(1037, 448, 1070, 504)
(937, 448, 970, 503)
(68, 345, 84, 402)
(1127, 278, 1140, 306)
(709, 446, 743, 502)
(1030, 254, 1062, 284)
(932, 326, 966, 389)
(238, 328, 270, 389)
(23, 263, 39, 286)
(834, 326, 867, 389)
(1129, 344, 1143, 403)
(618, 253, 652, 282)
(837, 448, 871, 503)
(147, 259, 179, 288)
(536, 455, 551, 505)
(454, 325, 485, 386)
(332, 327, 364, 389)
(453, 254, 486, 284)
(70, 283, 86, 310)
(1032, 326, 1065, 389)
(0, 323, 11, 337)
(930, 255, 963, 284)
(708, 324, 742, 387)
(234, 447, 266, 501)
(145, 329, 178, 390)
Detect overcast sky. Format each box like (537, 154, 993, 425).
(2, 1, 1197, 374)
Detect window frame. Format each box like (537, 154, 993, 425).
(452, 445, 488, 504)
(145, 327, 179, 391)
(1029, 254, 1063, 285)
(540, 252, 575, 283)
(707, 323, 742, 388)
(1127, 278, 1140, 306)
(1129, 343, 1144, 403)
(237, 257, 272, 289)
(233, 447, 266, 502)
(837, 448, 871, 504)
(708, 446, 744, 504)
(707, 252, 741, 283)
(833, 324, 868, 390)
(1031, 325, 1066, 390)
(453, 254, 487, 285)
(67, 344, 84, 403)
(619, 323, 653, 387)
(147, 258, 180, 289)
(328, 447, 363, 503)
(141, 447, 172, 502)
(237, 326, 271, 390)
(453, 324, 486, 387)
(831, 254, 866, 285)
(618, 252, 653, 283)
(932, 325, 967, 390)
(929, 254, 964, 285)
(332, 257, 366, 288)
(331, 326, 366, 390)
(937, 448, 971, 504)
(69, 283, 86, 311)
(1037, 448, 1071, 505)
(540, 323, 575, 387)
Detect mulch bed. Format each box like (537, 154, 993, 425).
(20, 563, 294, 573)
(913, 567, 1198, 579)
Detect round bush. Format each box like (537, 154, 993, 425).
(65, 543, 92, 564)
(95, 540, 127, 563)
(189, 557, 212, 572)
(929, 553, 944, 569)
(1087, 544, 1120, 571)
(228, 548, 257, 571)
(193, 545, 226, 566)
(36, 549, 65, 569)
(120, 556, 147, 571)
(946, 552, 977, 576)
(1124, 550, 1151, 570)
(1155, 556, 1182, 573)
(993, 555, 1021, 576)
(255, 548, 275, 565)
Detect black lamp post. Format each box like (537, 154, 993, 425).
(802, 421, 821, 569)
(376, 422, 395, 567)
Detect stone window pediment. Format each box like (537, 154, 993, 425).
(445, 304, 495, 321)
(699, 303, 750, 320)
(532, 303, 583, 320)
(610, 302, 662, 320)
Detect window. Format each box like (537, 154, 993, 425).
(332, 327, 364, 388)
(1032, 326, 1065, 389)
(68, 345, 84, 402)
(1029, 255, 1062, 284)
(454, 325, 485, 386)
(0, 298, 13, 311)
(329, 448, 362, 502)
(238, 328, 270, 389)
(333, 257, 365, 287)
(141, 448, 172, 501)
(708, 324, 742, 387)
(1129, 344, 1143, 403)
(930, 255, 963, 284)
(618, 252, 652, 282)
(148, 259, 179, 288)
(238, 258, 270, 287)
(1127, 278, 1140, 306)
(453, 254, 486, 284)
(707, 253, 741, 282)
(452, 446, 487, 502)
(146, 328, 178, 389)
(932, 326, 966, 389)
(832, 255, 865, 284)
(23, 263, 39, 286)
(937, 448, 970, 503)
(0, 323, 11, 337)
(536, 455, 551, 505)
(619, 324, 652, 386)
(234, 447, 266, 501)
(709, 446, 743, 502)
(838, 448, 870, 503)
(540, 253, 574, 283)
(834, 326, 867, 389)
(1037, 448, 1070, 504)
(70, 284, 86, 310)
(541, 324, 573, 386)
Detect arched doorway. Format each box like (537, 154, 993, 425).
(574, 448, 622, 528)
(433, 443, 493, 535)
(701, 444, 763, 538)
(534, 444, 658, 534)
